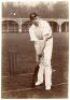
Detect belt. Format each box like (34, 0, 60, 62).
(41, 35, 53, 41)
(39, 35, 53, 41)
(47, 35, 53, 40)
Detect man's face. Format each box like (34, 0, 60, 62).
(32, 17, 39, 27)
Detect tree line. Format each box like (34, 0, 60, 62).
(2, 1, 68, 18)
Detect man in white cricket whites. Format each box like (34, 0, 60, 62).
(29, 13, 53, 90)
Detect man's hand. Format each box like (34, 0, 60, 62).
(36, 54, 42, 63)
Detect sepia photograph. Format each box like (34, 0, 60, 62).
(1, 0, 69, 99)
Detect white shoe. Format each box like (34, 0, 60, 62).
(45, 86, 51, 90)
(35, 81, 43, 86)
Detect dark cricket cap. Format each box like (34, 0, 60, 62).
(30, 12, 38, 20)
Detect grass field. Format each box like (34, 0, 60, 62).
(2, 32, 69, 74)
(2, 32, 69, 98)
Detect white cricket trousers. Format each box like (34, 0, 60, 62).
(36, 38, 53, 88)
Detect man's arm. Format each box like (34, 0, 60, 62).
(33, 34, 53, 63)
(34, 34, 52, 56)
(41, 34, 53, 55)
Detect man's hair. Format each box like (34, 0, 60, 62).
(29, 12, 38, 20)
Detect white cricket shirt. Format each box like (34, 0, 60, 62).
(29, 18, 52, 41)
